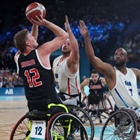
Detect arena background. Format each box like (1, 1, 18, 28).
(1, 0, 140, 139)
(0, 0, 140, 80)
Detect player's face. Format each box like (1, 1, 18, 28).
(61, 39, 71, 55)
(26, 33, 38, 49)
(114, 48, 127, 67)
(90, 73, 99, 83)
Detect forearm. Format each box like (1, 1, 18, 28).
(84, 34, 95, 62)
(80, 86, 87, 96)
(31, 24, 38, 40)
(68, 30, 79, 61)
(68, 30, 78, 49)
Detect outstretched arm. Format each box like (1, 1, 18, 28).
(78, 20, 114, 78)
(65, 15, 79, 74)
(79, 20, 116, 89)
(31, 24, 38, 41)
(31, 15, 69, 54)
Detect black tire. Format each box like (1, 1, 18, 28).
(100, 110, 137, 140)
(87, 97, 113, 125)
(66, 104, 94, 140)
(10, 115, 31, 140)
(46, 112, 88, 140)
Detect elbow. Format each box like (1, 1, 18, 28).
(62, 33, 69, 40)
(60, 34, 69, 45)
(88, 57, 94, 64)
(80, 85, 83, 91)
(60, 34, 69, 43)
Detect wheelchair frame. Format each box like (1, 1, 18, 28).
(10, 103, 90, 140)
(58, 92, 95, 140)
(83, 95, 113, 124)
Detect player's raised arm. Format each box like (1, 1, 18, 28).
(78, 20, 115, 80)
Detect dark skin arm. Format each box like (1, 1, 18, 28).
(78, 20, 116, 90)
(132, 68, 140, 82)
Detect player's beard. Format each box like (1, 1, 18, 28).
(62, 51, 70, 55)
(114, 60, 126, 67)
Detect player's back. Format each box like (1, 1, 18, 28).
(17, 49, 59, 102)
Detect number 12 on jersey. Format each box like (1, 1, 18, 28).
(30, 120, 46, 140)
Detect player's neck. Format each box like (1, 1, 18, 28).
(23, 48, 33, 56)
(62, 54, 69, 59)
(117, 66, 127, 75)
(57, 55, 67, 65)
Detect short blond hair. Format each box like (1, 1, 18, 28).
(14, 29, 29, 53)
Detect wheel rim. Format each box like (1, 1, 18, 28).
(100, 110, 137, 140)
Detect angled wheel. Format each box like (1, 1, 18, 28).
(66, 104, 94, 140)
(10, 115, 31, 140)
(102, 96, 113, 116)
(95, 97, 114, 124)
(100, 110, 137, 140)
(46, 112, 88, 140)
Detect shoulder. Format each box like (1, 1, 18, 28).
(100, 77, 106, 85)
(131, 67, 139, 72)
(131, 68, 140, 76)
(14, 51, 21, 63)
(100, 77, 105, 81)
(81, 78, 90, 85)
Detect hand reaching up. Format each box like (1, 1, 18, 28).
(64, 15, 71, 33)
(78, 20, 89, 38)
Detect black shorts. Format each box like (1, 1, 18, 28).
(88, 93, 103, 105)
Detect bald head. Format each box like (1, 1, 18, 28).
(115, 48, 128, 56)
(114, 48, 128, 68)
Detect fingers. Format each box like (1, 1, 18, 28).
(30, 15, 42, 24)
(65, 15, 71, 32)
(64, 22, 67, 30)
(65, 15, 69, 23)
(79, 20, 86, 28)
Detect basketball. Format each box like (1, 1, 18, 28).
(25, 2, 46, 21)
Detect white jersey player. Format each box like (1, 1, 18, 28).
(53, 16, 80, 105)
(79, 20, 140, 117)
(110, 68, 140, 108)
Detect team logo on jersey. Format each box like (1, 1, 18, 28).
(125, 81, 131, 86)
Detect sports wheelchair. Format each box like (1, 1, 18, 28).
(58, 92, 94, 140)
(100, 106, 140, 140)
(83, 94, 113, 124)
(10, 103, 89, 140)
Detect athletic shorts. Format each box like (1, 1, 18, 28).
(88, 93, 103, 105)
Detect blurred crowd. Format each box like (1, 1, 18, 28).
(0, 0, 140, 87)
(0, 67, 24, 88)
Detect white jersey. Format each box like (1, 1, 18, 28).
(53, 55, 80, 95)
(110, 68, 140, 108)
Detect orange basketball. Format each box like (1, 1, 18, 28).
(25, 2, 46, 21)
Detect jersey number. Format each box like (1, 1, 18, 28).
(24, 68, 42, 88)
(129, 89, 133, 96)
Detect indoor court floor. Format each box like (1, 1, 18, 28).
(0, 96, 101, 140)
(0, 96, 27, 139)
(1, 96, 139, 140)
